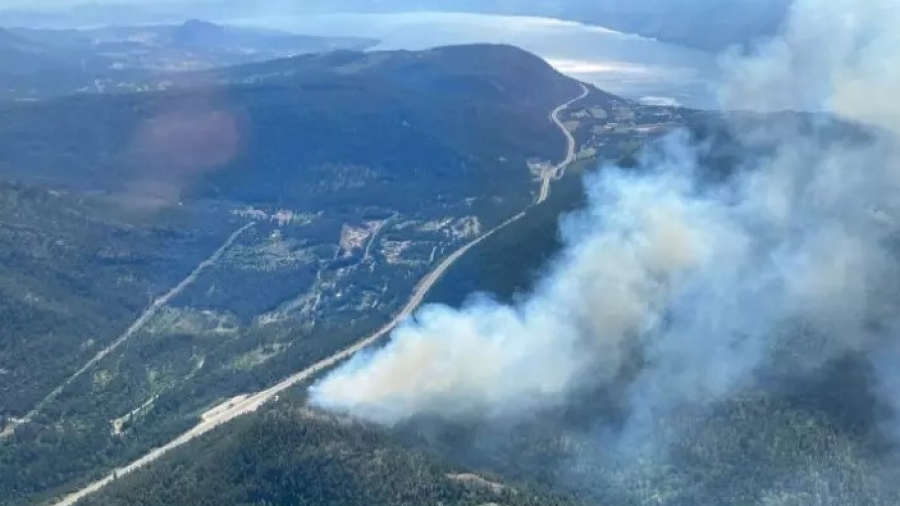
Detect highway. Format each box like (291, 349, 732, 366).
(537, 82, 589, 204)
(46, 84, 588, 506)
(48, 211, 526, 506)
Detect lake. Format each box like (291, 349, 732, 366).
(227, 11, 720, 109)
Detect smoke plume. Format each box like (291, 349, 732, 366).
(310, 0, 900, 434)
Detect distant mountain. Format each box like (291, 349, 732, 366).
(10, 20, 377, 71)
(77, 19, 378, 61)
(167, 19, 375, 54)
(170, 18, 232, 49)
(0, 44, 581, 212)
(0, 20, 377, 100)
(567, 0, 790, 51)
(0, 27, 71, 75)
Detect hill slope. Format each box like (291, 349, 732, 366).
(0, 27, 81, 75)
(0, 43, 603, 506)
(0, 44, 580, 212)
(79, 406, 582, 506)
(0, 183, 233, 418)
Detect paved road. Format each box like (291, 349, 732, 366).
(47, 211, 526, 506)
(537, 83, 590, 204)
(47, 85, 590, 506)
(2, 223, 256, 440)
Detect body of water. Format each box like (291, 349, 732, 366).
(228, 11, 720, 109)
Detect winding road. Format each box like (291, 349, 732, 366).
(46, 84, 588, 506)
(537, 83, 589, 204)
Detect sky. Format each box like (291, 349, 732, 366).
(1, 0, 149, 8)
(2, 0, 181, 7)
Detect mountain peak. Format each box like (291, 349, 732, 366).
(179, 19, 222, 31)
(171, 19, 229, 48)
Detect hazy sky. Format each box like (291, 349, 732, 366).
(1, 0, 154, 8)
(25, 0, 182, 5)
(0, 0, 218, 11)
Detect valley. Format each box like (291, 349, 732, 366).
(0, 38, 683, 506)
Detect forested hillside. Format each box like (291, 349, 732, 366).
(0, 44, 602, 506)
(0, 183, 231, 416)
(0, 44, 579, 213)
(80, 405, 584, 506)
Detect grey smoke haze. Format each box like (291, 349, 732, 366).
(311, 0, 900, 438)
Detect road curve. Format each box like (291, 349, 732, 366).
(537, 83, 590, 204)
(47, 85, 591, 506)
(2, 222, 256, 440)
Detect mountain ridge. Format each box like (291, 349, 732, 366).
(0, 43, 583, 212)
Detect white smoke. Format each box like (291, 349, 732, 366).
(313, 140, 741, 424)
(311, 0, 900, 429)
